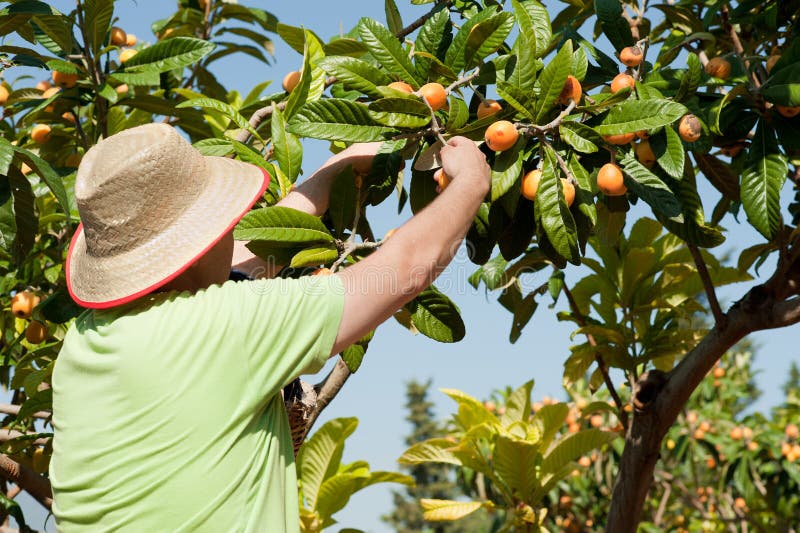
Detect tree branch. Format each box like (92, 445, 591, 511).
(688, 245, 725, 326)
(308, 359, 352, 433)
(396, 0, 454, 40)
(0, 454, 51, 510)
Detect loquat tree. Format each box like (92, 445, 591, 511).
(0, 0, 798, 531)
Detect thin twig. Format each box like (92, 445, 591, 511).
(688, 245, 725, 325)
(445, 70, 480, 94)
(721, 4, 761, 89)
(396, 0, 454, 40)
(562, 283, 629, 429)
(421, 97, 448, 146)
(520, 99, 577, 136)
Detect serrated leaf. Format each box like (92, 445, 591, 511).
(595, 99, 688, 135)
(741, 121, 787, 239)
(234, 206, 334, 245)
(284, 29, 326, 119)
(660, 159, 725, 248)
(414, 8, 451, 81)
(176, 97, 259, 139)
(406, 286, 465, 343)
(512, 0, 551, 58)
(490, 137, 526, 201)
(368, 97, 431, 128)
(358, 18, 420, 86)
(494, 434, 539, 500)
(317, 56, 392, 99)
(541, 428, 618, 473)
(444, 8, 497, 74)
(83, 0, 113, 54)
(560, 121, 600, 153)
(620, 152, 681, 219)
(649, 127, 685, 180)
(11, 145, 70, 217)
(594, 0, 634, 51)
(421, 499, 484, 521)
(329, 166, 358, 236)
(535, 40, 573, 122)
(463, 12, 515, 70)
(761, 62, 800, 106)
(6, 166, 36, 263)
(123, 37, 215, 73)
(536, 145, 579, 263)
(385, 0, 403, 34)
(287, 99, 397, 142)
(675, 52, 702, 102)
(271, 105, 302, 181)
(297, 417, 358, 509)
(290, 245, 338, 268)
(399, 438, 462, 466)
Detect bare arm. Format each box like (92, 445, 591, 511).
(331, 137, 490, 354)
(232, 143, 382, 277)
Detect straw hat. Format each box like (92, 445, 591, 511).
(66, 123, 269, 309)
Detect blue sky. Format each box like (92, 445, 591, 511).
(7, 1, 799, 531)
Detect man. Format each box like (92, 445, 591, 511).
(51, 123, 490, 532)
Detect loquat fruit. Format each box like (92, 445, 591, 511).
(119, 49, 138, 64)
(619, 46, 644, 67)
(418, 82, 447, 111)
(282, 70, 301, 93)
(610, 73, 635, 93)
(521, 169, 542, 201)
(484, 120, 519, 152)
(25, 321, 48, 344)
(705, 57, 731, 80)
(603, 132, 636, 145)
(558, 75, 582, 106)
(433, 168, 450, 192)
(11, 290, 40, 319)
(597, 163, 627, 196)
(678, 114, 702, 142)
(110, 26, 127, 47)
(52, 71, 78, 89)
(635, 140, 656, 168)
(387, 81, 414, 94)
(31, 124, 51, 144)
(476, 99, 502, 120)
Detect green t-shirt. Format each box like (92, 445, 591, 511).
(50, 275, 345, 532)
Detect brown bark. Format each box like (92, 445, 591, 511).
(0, 455, 52, 510)
(606, 247, 800, 532)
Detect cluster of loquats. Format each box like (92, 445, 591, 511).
(10, 290, 48, 345)
(781, 423, 800, 462)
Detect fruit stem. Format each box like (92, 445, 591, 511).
(445, 69, 481, 95)
(520, 99, 577, 137)
(421, 97, 449, 146)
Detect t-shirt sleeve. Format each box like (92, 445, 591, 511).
(214, 275, 345, 396)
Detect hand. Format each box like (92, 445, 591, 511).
(439, 136, 491, 193)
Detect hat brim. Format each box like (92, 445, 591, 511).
(66, 157, 269, 309)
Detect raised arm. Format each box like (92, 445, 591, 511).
(331, 136, 490, 354)
(232, 143, 382, 277)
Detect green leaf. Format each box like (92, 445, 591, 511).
(444, 8, 497, 74)
(6, 166, 36, 262)
(559, 121, 600, 153)
(512, 0, 551, 58)
(385, 0, 403, 35)
(741, 121, 787, 239)
(660, 159, 725, 248)
(234, 206, 334, 245)
(123, 37, 215, 73)
(536, 145, 579, 263)
(595, 99, 688, 135)
(675, 52, 702, 102)
(176, 97, 259, 139)
(535, 40, 573, 122)
(83, 0, 114, 54)
(761, 62, 800, 106)
(341, 330, 373, 373)
(421, 499, 484, 522)
(501, 380, 534, 425)
(368, 97, 431, 128)
(541, 428, 618, 473)
(271, 105, 302, 181)
(414, 8, 451, 81)
(490, 137, 526, 201)
(297, 417, 359, 509)
(110, 70, 160, 86)
(649, 127, 685, 180)
(619, 152, 681, 219)
(494, 434, 539, 500)
(290, 245, 338, 268)
(11, 145, 70, 217)
(463, 12, 515, 70)
(287, 99, 397, 142)
(317, 56, 392, 99)
(358, 18, 419, 87)
(329, 166, 359, 237)
(594, 0, 634, 51)
(405, 286, 466, 343)
(284, 29, 326, 119)
(399, 438, 462, 466)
